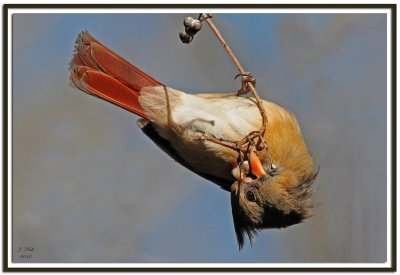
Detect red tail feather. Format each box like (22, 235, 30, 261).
(69, 31, 162, 119)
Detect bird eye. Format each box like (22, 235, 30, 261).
(246, 191, 256, 202)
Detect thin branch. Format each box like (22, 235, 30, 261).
(202, 14, 268, 133)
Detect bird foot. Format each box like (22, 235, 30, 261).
(198, 129, 276, 182)
(235, 72, 256, 96)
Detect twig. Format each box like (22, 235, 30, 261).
(201, 13, 268, 134)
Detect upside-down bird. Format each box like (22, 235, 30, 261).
(69, 31, 318, 249)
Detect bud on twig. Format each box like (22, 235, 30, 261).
(185, 19, 202, 35)
(179, 16, 204, 44)
(184, 17, 195, 28)
(179, 29, 193, 44)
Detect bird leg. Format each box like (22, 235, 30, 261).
(196, 130, 269, 166)
(233, 71, 268, 140)
(198, 136, 239, 152)
(195, 130, 263, 155)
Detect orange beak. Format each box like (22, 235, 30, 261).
(249, 150, 267, 178)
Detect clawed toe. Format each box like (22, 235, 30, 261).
(235, 72, 256, 96)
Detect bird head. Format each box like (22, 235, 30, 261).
(230, 151, 318, 250)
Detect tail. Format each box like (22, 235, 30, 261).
(69, 31, 162, 120)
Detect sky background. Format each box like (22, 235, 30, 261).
(12, 12, 388, 263)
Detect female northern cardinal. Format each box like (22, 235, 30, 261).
(69, 31, 318, 249)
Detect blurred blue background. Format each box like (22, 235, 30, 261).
(12, 12, 387, 263)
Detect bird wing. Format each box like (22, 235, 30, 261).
(136, 118, 233, 192)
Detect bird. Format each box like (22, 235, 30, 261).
(69, 30, 318, 249)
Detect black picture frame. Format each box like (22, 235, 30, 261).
(3, 4, 396, 272)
